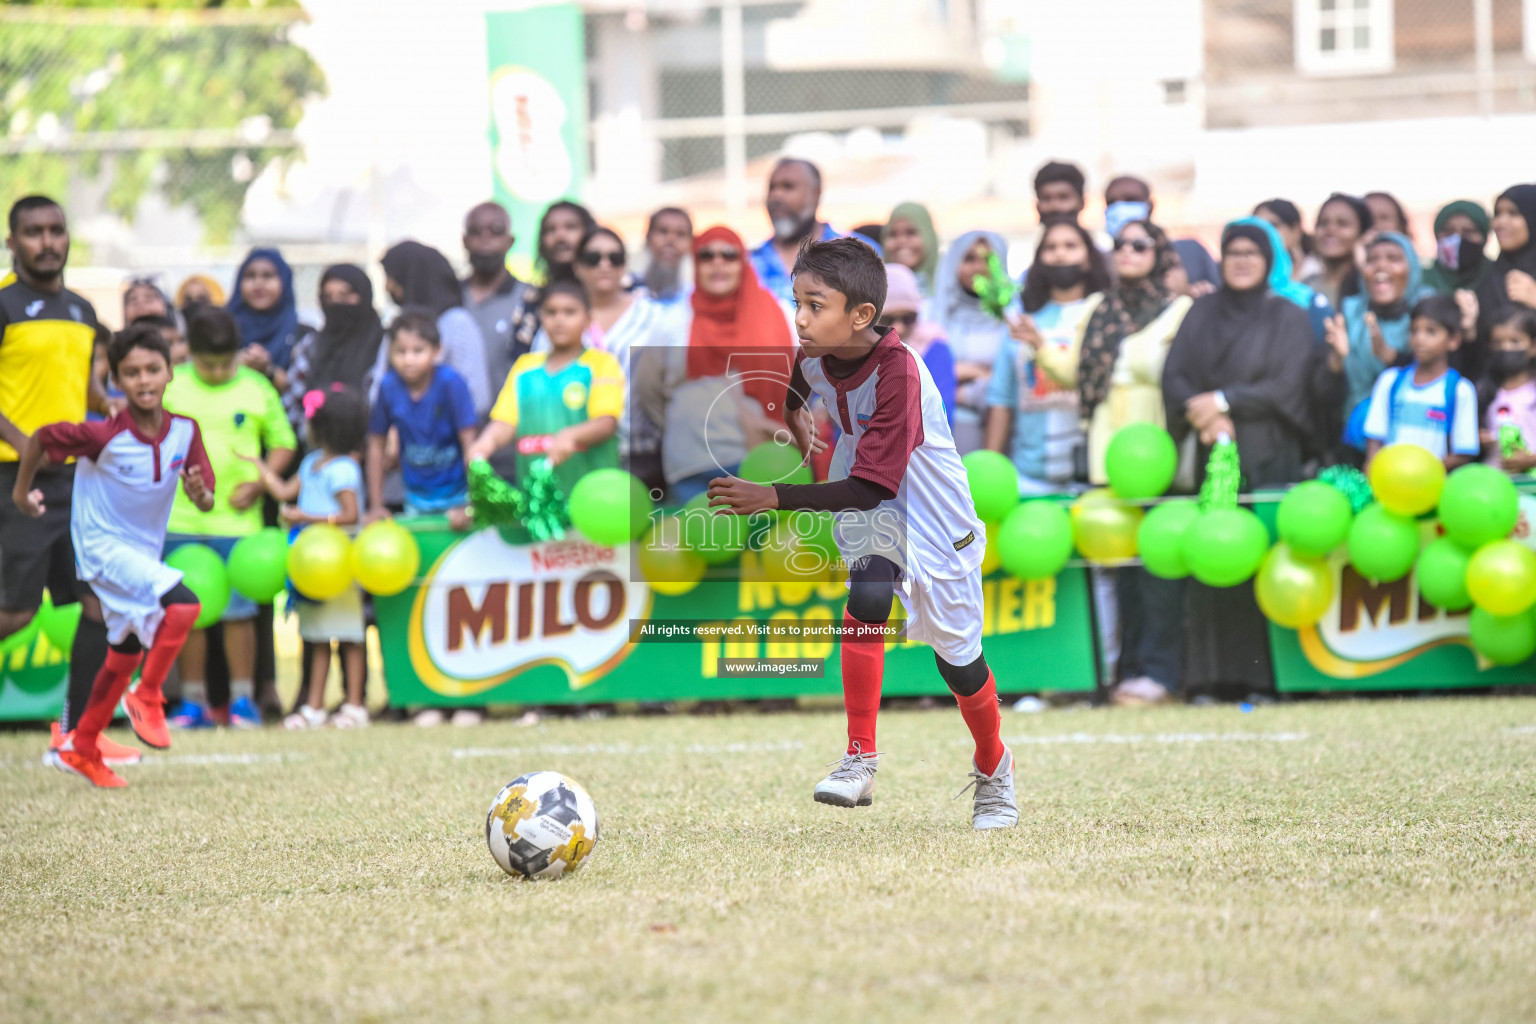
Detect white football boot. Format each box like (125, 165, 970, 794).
(813, 744, 879, 807)
(959, 746, 1018, 830)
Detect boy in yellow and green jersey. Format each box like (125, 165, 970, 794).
(468, 280, 623, 500)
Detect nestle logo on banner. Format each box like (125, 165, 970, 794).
(1306, 499, 1536, 673)
(408, 530, 650, 696)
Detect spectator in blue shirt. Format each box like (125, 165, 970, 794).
(364, 311, 478, 530)
(749, 158, 878, 303)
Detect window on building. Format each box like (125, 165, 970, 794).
(1294, 0, 1394, 76)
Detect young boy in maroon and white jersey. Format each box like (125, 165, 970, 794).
(12, 323, 214, 787)
(707, 237, 1016, 829)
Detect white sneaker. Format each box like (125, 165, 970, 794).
(413, 708, 446, 727)
(330, 703, 370, 729)
(959, 747, 1018, 830)
(283, 705, 328, 730)
(1113, 676, 1171, 707)
(450, 708, 485, 727)
(813, 744, 878, 807)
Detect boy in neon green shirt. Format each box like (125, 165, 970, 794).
(468, 281, 623, 498)
(162, 307, 295, 728)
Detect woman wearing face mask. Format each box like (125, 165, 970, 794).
(883, 202, 939, 296)
(283, 265, 386, 433)
(927, 230, 1013, 454)
(1421, 201, 1491, 297)
(1162, 222, 1316, 695)
(631, 226, 795, 502)
(1475, 185, 1536, 372)
(381, 240, 491, 418)
(1303, 193, 1373, 310)
(985, 218, 1110, 489)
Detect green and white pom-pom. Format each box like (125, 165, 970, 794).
(468, 458, 568, 540)
(1198, 436, 1241, 512)
(1317, 464, 1373, 514)
(972, 252, 1017, 322)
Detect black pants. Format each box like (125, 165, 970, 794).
(1116, 567, 1185, 691)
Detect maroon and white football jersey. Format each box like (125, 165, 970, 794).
(794, 332, 984, 583)
(36, 410, 214, 644)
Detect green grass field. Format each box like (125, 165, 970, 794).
(4, 698, 1536, 1023)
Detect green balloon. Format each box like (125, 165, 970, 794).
(228, 528, 290, 603)
(165, 543, 230, 629)
(1277, 481, 1353, 559)
(568, 469, 652, 545)
(1415, 536, 1473, 611)
(1105, 423, 1177, 500)
(739, 442, 812, 486)
(1181, 508, 1270, 587)
(1468, 606, 1536, 666)
(37, 591, 82, 652)
(681, 493, 747, 565)
(997, 500, 1074, 580)
(1347, 504, 1421, 582)
(1136, 500, 1200, 579)
(1438, 464, 1518, 549)
(961, 449, 1020, 521)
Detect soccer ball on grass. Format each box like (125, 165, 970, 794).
(485, 771, 600, 880)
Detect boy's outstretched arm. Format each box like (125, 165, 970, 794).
(707, 474, 893, 517)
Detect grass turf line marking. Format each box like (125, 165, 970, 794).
(1503, 724, 1536, 734)
(990, 731, 1311, 747)
(453, 740, 805, 759)
(136, 753, 310, 767)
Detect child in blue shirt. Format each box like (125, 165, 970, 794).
(1362, 295, 1479, 470)
(365, 311, 478, 528)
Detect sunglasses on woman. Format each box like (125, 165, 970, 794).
(1112, 237, 1156, 253)
(579, 250, 626, 268)
(697, 248, 740, 263)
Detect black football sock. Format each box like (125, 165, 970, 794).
(63, 613, 109, 733)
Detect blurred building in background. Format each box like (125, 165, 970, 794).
(2, 0, 1533, 322)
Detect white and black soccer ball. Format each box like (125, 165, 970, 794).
(485, 771, 600, 880)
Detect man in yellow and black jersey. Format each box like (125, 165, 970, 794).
(1, 195, 121, 753)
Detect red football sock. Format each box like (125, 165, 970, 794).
(136, 603, 199, 706)
(954, 671, 1005, 776)
(840, 610, 885, 756)
(73, 648, 143, 759)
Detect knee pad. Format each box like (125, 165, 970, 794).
(935, 651, 990, 697)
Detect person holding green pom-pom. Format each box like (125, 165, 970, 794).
(1163, 222, 1317, 697)
(927, 230, 1012, 454)
(467, 281, 623, 502)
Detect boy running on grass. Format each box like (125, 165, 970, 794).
(706, 237, 1016, 830)
(12, 324, 214, 787)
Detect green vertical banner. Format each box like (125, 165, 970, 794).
(485, 4, 589, 281)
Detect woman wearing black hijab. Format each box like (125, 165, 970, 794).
(1474, 184, 1536, 381)
(1162, 222, 1318, 697)
(381, 241, 491, 416)
(1163, 221, 1316, 488)
(284, 264, 387, 432)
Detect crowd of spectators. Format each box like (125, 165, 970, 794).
(3, 158, 1535, 723)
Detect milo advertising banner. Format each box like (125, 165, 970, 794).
(1266, 491, 1536, 691)
(374, 522, 1099, 706)
(485, 5, 588, 279)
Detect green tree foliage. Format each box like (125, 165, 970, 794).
(1, 1, 326, 242)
